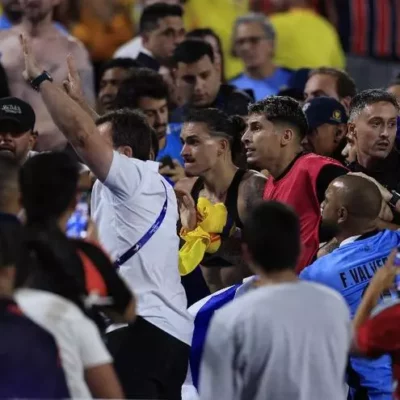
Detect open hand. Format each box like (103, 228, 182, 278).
(175, 188, 197, 231)
(19, 34, 42, 81)
(159, 160, 186, 183)
(63, 54, 85, 103)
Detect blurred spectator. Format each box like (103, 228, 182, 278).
(0, 97, 38, 165)
(71, 0, 133, 65)
(199, 201, 351, 400)
(302, 97, 348, 163)
(230, 13, 292, 101)
(129, 0, 189, 61)
(331, 0, 400, 90)
(269, 0, 345, 70)
(348, 90, 400, 201)
(115, 2, 185, 72)
(187, 28, 225, 82)
(171, 39, 252, 122)
(183, 0, 248, 80)
(0, 0, 68, 33)
(0, 213, 71, 399)
(114, 68, 185, 180)
(97, 58, 140, 114)
(0, 0, 94, 151)
(242, 96, 348, 273)
(387, 74, 400, 105)
(15, 152, 125, 399)
(304, 67, 357, 113)
(301, 175, 394, 399)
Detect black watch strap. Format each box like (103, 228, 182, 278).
(30, 71, 53, 91)
(389, 190, 400, 208)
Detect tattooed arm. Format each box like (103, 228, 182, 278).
(214, 172, 267, 266)
(238, 171, 268, 222)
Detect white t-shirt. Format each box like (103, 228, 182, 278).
(199, 281, 351, 400)
(15, 289, 112, 399)
(91, 151, 193, 344)
(114, 36, 143, 59)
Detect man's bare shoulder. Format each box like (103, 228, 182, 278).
(63, 34, 89, 56)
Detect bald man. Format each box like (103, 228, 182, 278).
(301, 175, 396, 400)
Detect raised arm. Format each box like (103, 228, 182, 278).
(20, 35, 112, 181)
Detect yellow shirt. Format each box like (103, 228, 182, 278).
(270, 8, 345, 70)
(184, 0, 248, 79)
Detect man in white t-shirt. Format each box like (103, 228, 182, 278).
(20, 36, 193, 399)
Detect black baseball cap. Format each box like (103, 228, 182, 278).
(0, 97, 35, 133)
(302, 97, 347, 132)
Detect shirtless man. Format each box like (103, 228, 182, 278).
(0, 0, 94, 151)
(175, 108, 266, 294)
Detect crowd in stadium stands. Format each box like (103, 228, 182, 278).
(2, 0, 400, 399)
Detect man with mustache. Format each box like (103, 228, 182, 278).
(347, 89, 400, 228)
(0, 97, 38, 165)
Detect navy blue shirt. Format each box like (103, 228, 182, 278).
(0, 298, 70, 398)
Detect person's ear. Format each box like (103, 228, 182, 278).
(338, 206, 348, 224)
(347, 122, 356, 142)
(29, 130, 38, 150)
(149, 148, 155, 161)
(218, 138, 229, 156)
(141, 32, 150, 46)
(118, 146, 133, 158)
(281, 128, 294, 145)
(214, 62, 221, 82)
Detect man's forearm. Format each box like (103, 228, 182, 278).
(40, 80, 97, 148)
(376, 218, 400, 231)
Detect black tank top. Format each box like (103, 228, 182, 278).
(189, 169, 247, 267)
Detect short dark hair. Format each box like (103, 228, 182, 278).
(139, 3, 183, 34)
(248, 96, 309, 139)
(184, 108, 246, 157)
(173, 38, 214, 65)
(349, 89, 400, 121)
(99, 58, 141, 81)
(0, 156, 19, 211)
(243, 201, 301, 272)
(309, 67, 357, 99)
(96, 108, 152, 161)
(114, 68, 169, 109)
(20, 152, 79, 223)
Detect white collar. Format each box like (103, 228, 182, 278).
(339, 235, 362, 247)
(146, 159, 161, 172)
(140, 45, 154, 58)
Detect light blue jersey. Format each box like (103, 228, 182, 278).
(301, 230, 400, 400)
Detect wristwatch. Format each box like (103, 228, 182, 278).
(30, 71, 53, 91)
(389, 190, 400, 208)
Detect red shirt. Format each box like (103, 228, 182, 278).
(357, 302, 400, 399)
(263, 153, 345, 273)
